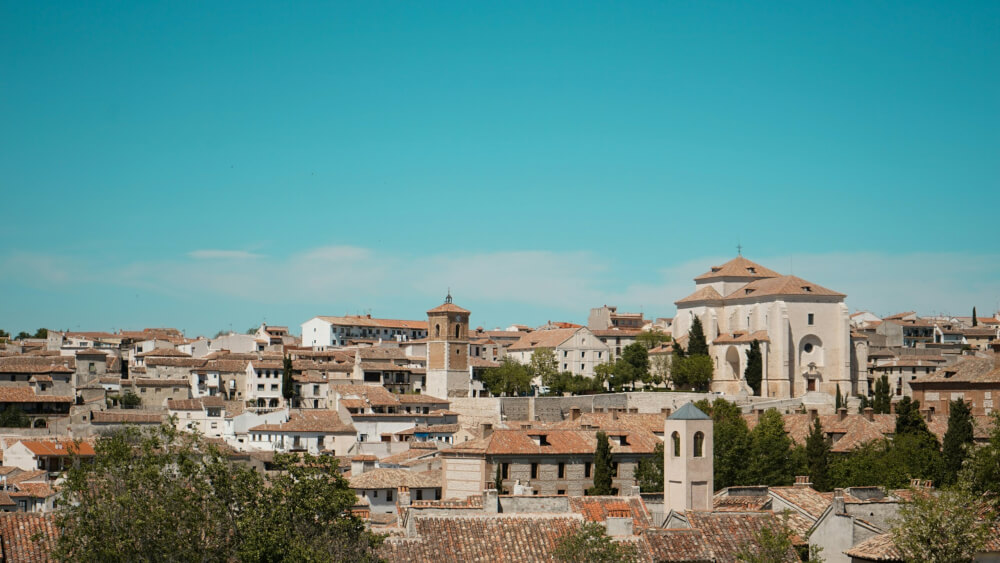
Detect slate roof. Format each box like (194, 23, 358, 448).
(0, 513, 58, 562)
(669, 403, 710, 420)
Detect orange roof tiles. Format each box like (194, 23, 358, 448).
(317, 315, 428, 330)
(508, 328, 580, 352)
(249, 409, 355, 434)
(349, 468, 442, 490)
(19, 440, 95, 457)
(0, 513, 58, 562)
(568, 496, 652, 528)
(444, 428, 659, 456)
(0, 388, 73, 403)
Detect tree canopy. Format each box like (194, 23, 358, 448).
(671, 355, 714, 392)
(686, 317, 709, 356)
(805, 417, 831, 492)
(589, 431, 614, 495)
(891, 484, 991, 563)
(872, 375, 891, 414)
(282, 355, 295, 402)
(481, 358, 533, 396)
(553, 522, 640, 563)
(633, 441, 664, 493)
(942, 399, 974, 484)
(743, 340, 762, 396)
(746, 409, 796, 487)
(54, 424, 382, 562)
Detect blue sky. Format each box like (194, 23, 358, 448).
(2, 1, 998, 336)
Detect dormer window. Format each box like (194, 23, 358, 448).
(529, 434, 549, 446)
(745, 289, 754, 295)
(802, 286, 812, 292)
(747, 267, 756, 274)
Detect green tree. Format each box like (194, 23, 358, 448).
(709, 399, 753, 490)
(553, 522, 641, 563)
(671, 355, 714, 392)
(246, 326, 258, 335)
(959, 411, 1000, 498)
(635, 329, 669, 350)
(608, 359, 640, 392)
(33, 328, 48, 339)
(687, 316, 709, 356)
(15, 331, 31, 340)
(493, 463, 505, 494)
(481, 358, 533, 396)
(972, 306, 978, 327)
(594, 362, 616, 391)
(747, 410, 795, 486)
(633, 442, 663, 493)
(804, 418, 831, 491)
(942, 399, 974, 484)
(589, 431, 614, 495)
(743, 340, 762, 396)
(873, 375, 891, 414)
(858, 394, 869, 412)
(529, 348, 559, 385)
(830, 440, 909, 489)
(836, 385, 843, 410)
(53, 425, 382, 562)
(621, 343, 650, 387)
(891, 484, 991, 563)
(282, 355, 295, 402)
(0, 406, 30, 428)
(672, 338, 686, 359)
(0, 329, 9, 339)
(120, 391, 141, 409)
(735, 512, 820, 563)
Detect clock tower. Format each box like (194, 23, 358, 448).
(425, 292, 471, 397)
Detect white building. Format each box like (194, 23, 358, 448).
(673, 256, 855, 399)
(168, 397, 226, 439)
(301, 315, 428, 349)
(506, 327, 610, 378)
(247, 409, 357, 456)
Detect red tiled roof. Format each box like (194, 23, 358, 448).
(349, 468, 441, 490)
(0, 388, 73, 403)
(379, 514, 584, 562)
(18, 440, 96, 457)
(0, 513, 58, 562)
(249, 409, 355, 434)
(427, 302, 471, 315)
(568, 496, 652, 528)
(90, 411, 164, 424)
(508, 328, 580, 352)
(317, 315, 428, 330)
(694, 256, 781, 282)
(444, 428, 659, 456)
(844, 533, 902, 561)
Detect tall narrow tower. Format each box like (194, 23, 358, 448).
(664, 402, 714, 513)
(425, 292, 470, 398)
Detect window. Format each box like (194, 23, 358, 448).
(435, 324, 440, 337)
(808, 313, 815, 325)
(501, 463, 510, 479)
(558, 462, 565, 479)
(387, 489, 393, 502)
(373, 490, 378, 499)
(584, 462, 592, 478)
(672, 431, 681, 457)
(257, 384, 264, 391)
(563, 351, 568, 358)
(530, 463, 538, 479)
(581, 364, 585, 371)
(598, 352, 602, 359)
(563, 364, 568, 370)
(270, 384, 278, 391)
(581, 351, 585, 358)
(313, 385, 320, 394)
(693, 431, 705, 457)
(455, 325, 461, 338)
(557, 489, 566, 495)
(416, 490, 423, 501)
(804, 343, 814, 354)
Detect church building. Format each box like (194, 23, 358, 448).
(673, 255, 859, 400)
(425, 293, 472, 399)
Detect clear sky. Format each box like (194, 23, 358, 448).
(2, 1, 998, 336)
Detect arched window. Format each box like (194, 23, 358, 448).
(671, 431, 681, 457)
(435, 324, 440, 337)
(455, 324, 461, 339)
(693, 431, 705, 458)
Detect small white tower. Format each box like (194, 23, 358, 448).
(664, 402, 714, 513)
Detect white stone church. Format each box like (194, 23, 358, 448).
(673, 256, 865, 400)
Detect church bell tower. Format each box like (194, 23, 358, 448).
(425, 292, 470, 397)
(664, 402, 714, 513)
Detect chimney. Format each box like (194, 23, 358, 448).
(397, 486, 411, 509)
(808, 409, 818, 421)
(794, 476, 812, 488)
(570, 407, 581, 421)
(482, 423, 493, 439)
(628, 408, 638, 414)
(833, 488, 845, 514)
(661, 407, 672, 418)
(605, 514, 634, 537)
(483, 487, 499, 513)
(863, 407, 874, 421)
(838, 408, 847, 421)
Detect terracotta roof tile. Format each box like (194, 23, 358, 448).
(249, 409, 355, 434)
(694, 256, 781, 282)
(317, 315, 428, 330)
(568, 496, 652, 528)
(0, 513, 58, 562)
(508, 328, 580, 352)
(349, 468, 442, 490)
(18, 440, 96, 457)
(0, 388, 73, 403)
(844, 533, 902, 561)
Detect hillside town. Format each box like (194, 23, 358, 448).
(0, 255, 998, 561)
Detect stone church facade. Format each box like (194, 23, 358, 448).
(673, 256, 858, 400)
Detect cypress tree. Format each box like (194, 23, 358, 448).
(836, 384, 843, 410)
(494, 463, 505, 494)
(858, 394, 869, 412)
(873, 375, 891, 414)
(687, 317, 709, 357)
(805, 417, 831, 491)
(747, 410, 795, 486)
(589, 431, 614, 495)
(942, 399, 974, 482)
(281, 355, 295, 402)
(972, 307, 978, 327)
(743, 340, 762, 396)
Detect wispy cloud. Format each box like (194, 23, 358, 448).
(187, 250, 264, 260)
(2, 247, 998, 323)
